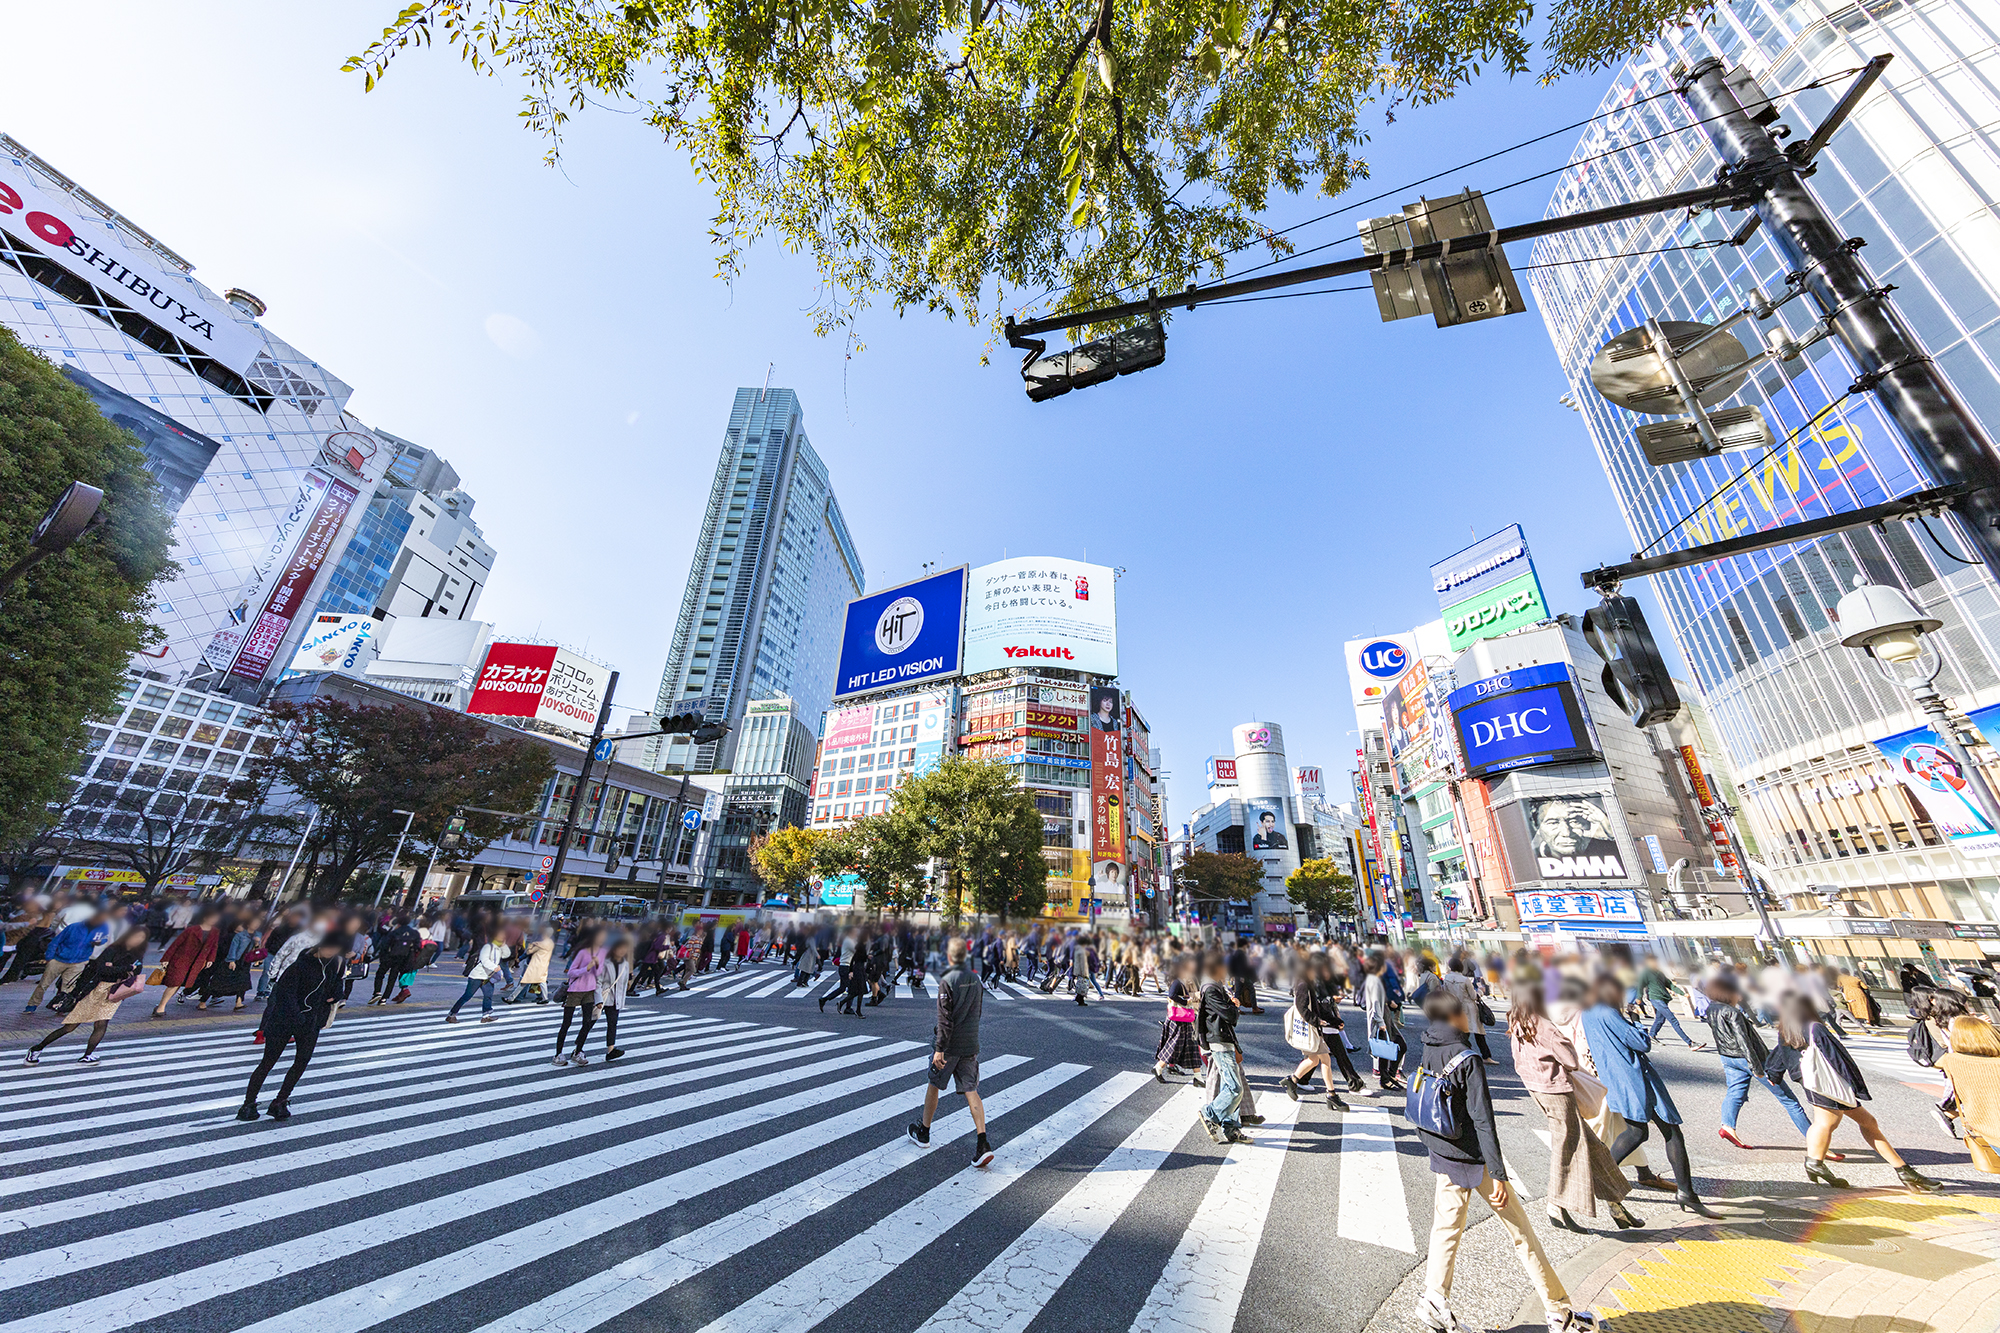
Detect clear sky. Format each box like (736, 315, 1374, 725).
(8, 3, 1675, 823)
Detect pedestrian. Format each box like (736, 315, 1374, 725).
(446, 923, 509, 1023)
(1072, 935, 1098, 1008)
(238, 932, 349, 1121)
(1835, 964, 1883, 1030)
(512, 924, 556, 1004)
(1153, 955, 1204, 1083)
(20, 926, 152, 1066)
(1362, 953, 1407, 1091)
(905, 938, 996, 1167)
(1581, 975, 1715, 1217)
(368, 912, 421, 1005)
(1508, 979, 1643, 1234)
(1766, 992, 1941, 1192)
(1442, 958, 1495, 1062)
(1279, 953, 1353, 1110)
(152, 905, 221, 1015)
(23, 907, 107, 1012)
(1196, 951, 1251, 1144)
(1703, 974, 1824, 1155)
(1635, 956, 1706, 1049)
(1938, 1014, 2000, 1173)
(198, 911, 258, 1012)
(555, 925, 607, 1065)
(1411, 988, 1595, 1333)
(597, 935, 633, 1061)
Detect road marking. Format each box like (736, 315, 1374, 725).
(1334, 1104, 1416, 1254)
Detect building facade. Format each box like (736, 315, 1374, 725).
(707, 694, 821, 905)
(1531, 0, 2000, 927)
(652, 386, 863, 773)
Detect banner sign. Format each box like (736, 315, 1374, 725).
(964, 558, 1118, 677)
(282, 613, 379, 679)
(228, 472, 359, 681)
(824, 705, 877, 750)
(1432, 525, 1548, 652)
(1870, 722, 2000, 852)
(833, 566, 967, 700)
(1441, 569, 1549, 652)
(1090, 687, 1126, 876)
(1449, 662, 1597, 779)
(0, 157, 265, 377)
(466, 643, 612, 735)
(1513, 888, 1645, 932)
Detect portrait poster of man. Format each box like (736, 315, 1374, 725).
(1527, 794, 1627, 879)
(1092, 860, 1127, 895)
(1245, 797, 1289, 851)
(1090, 687, 1122, 733)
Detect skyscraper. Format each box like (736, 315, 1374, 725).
(653, 386, 864, 772)
(1531, 0, 2000, 923)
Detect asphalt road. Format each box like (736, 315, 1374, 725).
(3, 962, 1990, 1333)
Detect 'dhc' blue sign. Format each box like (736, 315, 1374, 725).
(1449, 663, 1596, 779)
(833, 566, 967, 700)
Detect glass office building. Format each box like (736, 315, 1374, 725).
(1531, 0, 2000, 921)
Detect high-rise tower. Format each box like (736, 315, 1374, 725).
(653, 386, 863, 772)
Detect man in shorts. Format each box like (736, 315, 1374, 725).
(908, 937, 995, 1166)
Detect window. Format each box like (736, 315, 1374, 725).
(836, 780, 852, 796)
(170, 695, 201, 716)
(179, 747, 212, 767)
(204, 701, 235, 723)
(95, 758, 132, 782)
(138, 685, 172, 708)
(857, 754, 874, 771)
(839, 757, 855, 773)
(109, 732, 145, 757)
(85, 727, 110, 752)
(156, 716, 191, 740)
(221, 730, 252, 751)
(125, 709, 162, 731)
(900, 725, 918, 741)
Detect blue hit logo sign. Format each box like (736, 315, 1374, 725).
(1359, 641, 1407, 678)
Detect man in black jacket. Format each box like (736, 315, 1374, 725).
(239, 933, 349, 1123)
(1196, 952, 1251, 1144)
(1412, 990, 1588, 1333)
(1704, 975, 1819, 1151)
(368, 912, 422, 1005)
(908, 939, 994, 1166)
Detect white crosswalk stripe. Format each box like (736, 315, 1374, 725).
(0, 1003, 1567, 1333)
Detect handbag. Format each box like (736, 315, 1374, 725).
(1969, 1132, 2000, 1175)
(1406, 1050, 1478, 1135)
(146, 965, 167, 986)
(1283, 1005, 1321, 1053)
(1475, 998, 1496, 1028)
(1167, 1004, 1197, 1024)
(1569, 1065, 1607, 1120)
(1800, 1035, 1860, 1108)
(1369, 1036, 1403, 1063)
(106, 976, 145, 1003)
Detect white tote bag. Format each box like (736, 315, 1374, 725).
(1800, 1036, 1859, 1107)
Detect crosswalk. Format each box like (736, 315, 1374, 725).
(655, 963, 1294, 1010)
(0, 993, 1582, 1333)
(1835, 1027, 1949, 1093)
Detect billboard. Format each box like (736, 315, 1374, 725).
(60, 366, 222, 514)
(1442, 569, 1550, 652)
(964, 558, 1117, 677)
(282, 613, 379, 679)
(1870, 722, 2000, 853)
(221, 470, 360, 682)
(825, 705, 877, 750)
(1448, 663, 1597, 779)
(913, 690, 954, 776)
(1513, 887, 1646, 935)
(833, 566, 967, 700)
(0, 156, 265, 378)
(1433, 526, 1549, 652)
(1512, 794, 1629, 880)
(465, 643, 613, 735)
(1343, 634, 1417, 707)
(1090, 687, 1125, 878)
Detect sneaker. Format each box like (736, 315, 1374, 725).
(605, 1047, 625, 1061)
(236, 1104, 259, 1122)
(907, 1121, 931, 1147)
(1225, 1127, 1255, 1144)
(1552, 1312, 1601, 1333)
(480, 1014, 499, 1023)
(445, 1014, 460, 1024)
(21, 1049, 40, 1066)
(972, 1134, 995, 1168)
(267, 1102, 292, 1121)
(1413, 1290, 1464, 1332)
(571, 1051, 591, 1066)
(1241, 1113, 1265, 1126)
(1201, 1115, 1227, 1145)
(553, 1054, 571, 1067)
(21, 1004, 34, 1013)
(75, 1052, 99, 1065)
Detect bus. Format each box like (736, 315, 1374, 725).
(452, 890, 538, 918)
(566, 894, 655, 923)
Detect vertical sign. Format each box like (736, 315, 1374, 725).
(228, 473, 359, 681)
(1090, 687, 1126, 894)
(1678, 744, 1740, 873)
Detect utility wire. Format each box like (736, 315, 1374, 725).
(1194, 242, 1726, 309)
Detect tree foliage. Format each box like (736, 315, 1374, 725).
(1284, 856, 1356, 923)
(1175, 847, 1264, 904)
(0, 325, 176, 852)
(347, 0, 1709, 337)
(253, 697, 554, 904)
(822, 810, 931, 914)
(749, 823, 835, 899)
(887, 755, 1047, 921)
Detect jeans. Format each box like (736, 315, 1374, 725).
(1720, 1054, 1812, 1134)
(1647, 1007, 1696, 1045)
(450, 976, 496, 1017)
(1202, 1046, 1245, 1129)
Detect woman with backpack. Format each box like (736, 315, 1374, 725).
(20, 926, 152, 1066)
(1412, 989, 1595, 1333)
(1582, 975, 1714, 1217)
(1766, 992, 1941, 1192)
(1508, 980, 1644, 1234)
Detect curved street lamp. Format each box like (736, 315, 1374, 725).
(0, 481, 103, 608)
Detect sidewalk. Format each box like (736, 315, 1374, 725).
(1537, 1187, 2000, 1333)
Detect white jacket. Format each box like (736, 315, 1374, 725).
(597, 958, 633, 1007)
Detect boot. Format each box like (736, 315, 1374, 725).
(1608, 1200, 1644, 1230)
(1279, 1075, 1300, 1102)
(1895, 1164, 1941, 1193)
(236, 1103, 260, 1122)
(1547, 1206, 1585, 1233)
(1675, 1190, 1718, 1218)
(1804, 1157, 1850, 1189)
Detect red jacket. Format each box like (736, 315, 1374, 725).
(161, 924, 219, 988)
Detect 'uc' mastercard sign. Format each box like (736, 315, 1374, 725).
(1343, 634, 1417, 707)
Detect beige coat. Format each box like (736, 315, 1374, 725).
(519, 937, 555, 986)
(1941, 1051, 2000, 1146)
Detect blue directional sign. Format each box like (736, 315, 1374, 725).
(593, 738, 616, 762)
(833, 566, 967, 700)
(681, 808, 703, 832)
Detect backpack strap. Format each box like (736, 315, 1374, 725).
(1438, 1049, 1478, 1084)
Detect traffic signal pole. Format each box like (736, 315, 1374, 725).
(1679, 55, 2000, 567)
(542, 670, 619, 904)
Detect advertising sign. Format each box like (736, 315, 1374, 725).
(1210, 757, 1238, 782)
(282, 613, 380, 679)
(1294, 766, 1325, 802)
(226, 471, 359, 682)
(1243, 795, 1292, 898)
(1441, 569, 1550, 652)
(1449, 663, 1597, 779)
(1870, 722, 2000, 852)
(1516, 794, 1629, 880)
(1513, 887, 1646, 934)
(1090, 688, 1125, 878)
(465, 643, 611, 735)
(60, 366, 222, 514)
(1344, 634, 1417, 707)
(1431, 525, 1537, 607)
(913, 691, 952, 776)
(832, 566, 967, 700)
(825, 705, 877, 750)
(964, 558, 1117, 677)
(0, 157, 265, 377)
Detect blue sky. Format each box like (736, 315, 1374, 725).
(9, 4, 1670, 820)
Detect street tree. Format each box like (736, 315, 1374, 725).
(749, 824, 832, 903)
(78, 789, 239, 898)
(346, 0, 1707, 335)
(891, 756, 1047, 923)
(0, 326, 175, 852)
(1175, 848, 1264, 910)
(823, 810, 930, 915)
(254, 698, 553, 905)
(1285, 857, 1357, 928)
(0, 797, 86, 896)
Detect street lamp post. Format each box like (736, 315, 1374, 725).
(1835, 581, 2000, 829)
(0, 481, 102, 610)
(374, 809, 417, 908)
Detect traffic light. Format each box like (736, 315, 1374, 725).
(1581, 594, 1682, 727)
(652, 700, 732, 746)
(439, 814, 466, 851)
(1020, 321, 1165, 401)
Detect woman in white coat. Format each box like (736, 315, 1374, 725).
(596, 935, 635, 1062)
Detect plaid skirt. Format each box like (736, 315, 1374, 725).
(1156, 1018, 1200, 1069)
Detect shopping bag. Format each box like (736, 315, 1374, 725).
(1968, 1132, 2000, 1175)
(1569, 1066, 1607, 1120)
